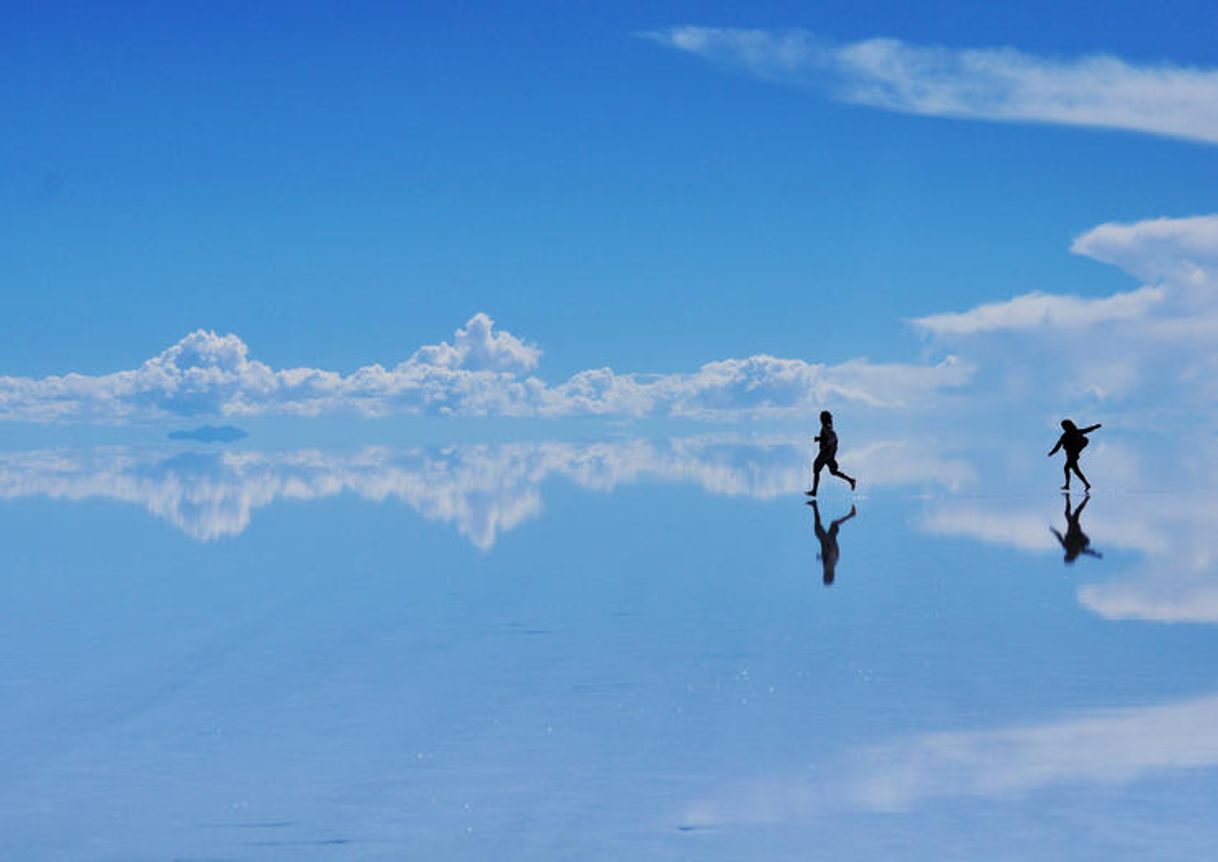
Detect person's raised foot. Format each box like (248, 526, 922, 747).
(849, 478, 857, 492)
(1084, 481, 1092, 492)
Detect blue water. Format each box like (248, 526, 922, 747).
(1, 432, 1215, 860)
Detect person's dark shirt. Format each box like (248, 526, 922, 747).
(1050, 424, 1100, 459)
(817, 427, 838, 457)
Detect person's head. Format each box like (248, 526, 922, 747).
(1061, 419, 1077, 432)
(820, 410, 833, 426)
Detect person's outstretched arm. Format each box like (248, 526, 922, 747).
(1048, 437, 1063, 456)
(1080, 423, 1102, 434)
(1050, 527, 1067, 549)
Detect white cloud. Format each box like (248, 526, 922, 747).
(0, 314, 970, 424)
(909, 213, 1218, 407)
(910, 286, 1163, 335)
(644, 27, 1218, 145)
(410, 312, 541, 373)
(15, 211, 1216, 425)
(0, 436, 972, 547)
(1072, 215, 1218, 289)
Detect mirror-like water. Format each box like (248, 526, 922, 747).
(2, 433, 1215, 860)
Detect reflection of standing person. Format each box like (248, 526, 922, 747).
(810, 500, 856, 585)
(806, 411, 856, 497)
(1050, 493, 1102, 564)
(1048, 419, 1101, 491)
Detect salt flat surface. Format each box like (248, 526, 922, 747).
(1, 433, 1215, 860)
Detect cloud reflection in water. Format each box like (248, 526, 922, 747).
(0, 436, 972, 549)
(922, 488, 1218, 624)
(682, 691, 1218, 825)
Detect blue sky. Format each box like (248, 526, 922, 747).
(3, 1, 1218, 429)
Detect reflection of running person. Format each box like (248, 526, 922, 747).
(805, 410, 856, 497)
(1050, 493, 1102, 564)
(810, 500, 856, 585)
(1048, 419, 1102, 491)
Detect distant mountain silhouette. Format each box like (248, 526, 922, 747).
(167, 425, 249, 443)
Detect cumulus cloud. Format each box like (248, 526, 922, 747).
(0, 314, 970, 424)
(643, 26, 1218, 145)
(410, 312, 541, 373)
(915, 215, 1218, 338)
(908, 212, 1218, 407)
(0, 436, 972, 547)
(1071, 214, 1218, 289)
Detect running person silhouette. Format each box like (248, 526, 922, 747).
(1048, 419, 1102, 491)
(806, 410, 856, 497)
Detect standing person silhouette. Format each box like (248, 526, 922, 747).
(809, 500, 856, 585)
(806, 410, 856, 497)
(1048, 419, 1102, 491)
(1050, 493, 1102, 564)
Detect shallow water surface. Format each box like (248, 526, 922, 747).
(1, 433, 1215, 860)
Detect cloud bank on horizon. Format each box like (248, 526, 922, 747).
(4, 211, 1217, 423)
(643, 26, 1218, 145)
(0, 312, 970, 424)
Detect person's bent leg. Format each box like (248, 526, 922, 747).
(1073, 462, 1091, 491)
(831, 466, 857, 491)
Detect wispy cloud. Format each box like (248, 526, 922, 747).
(643, 26, 1218, 145)
(910, 286, 1163, 336)
(0, 313, 970, 424)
